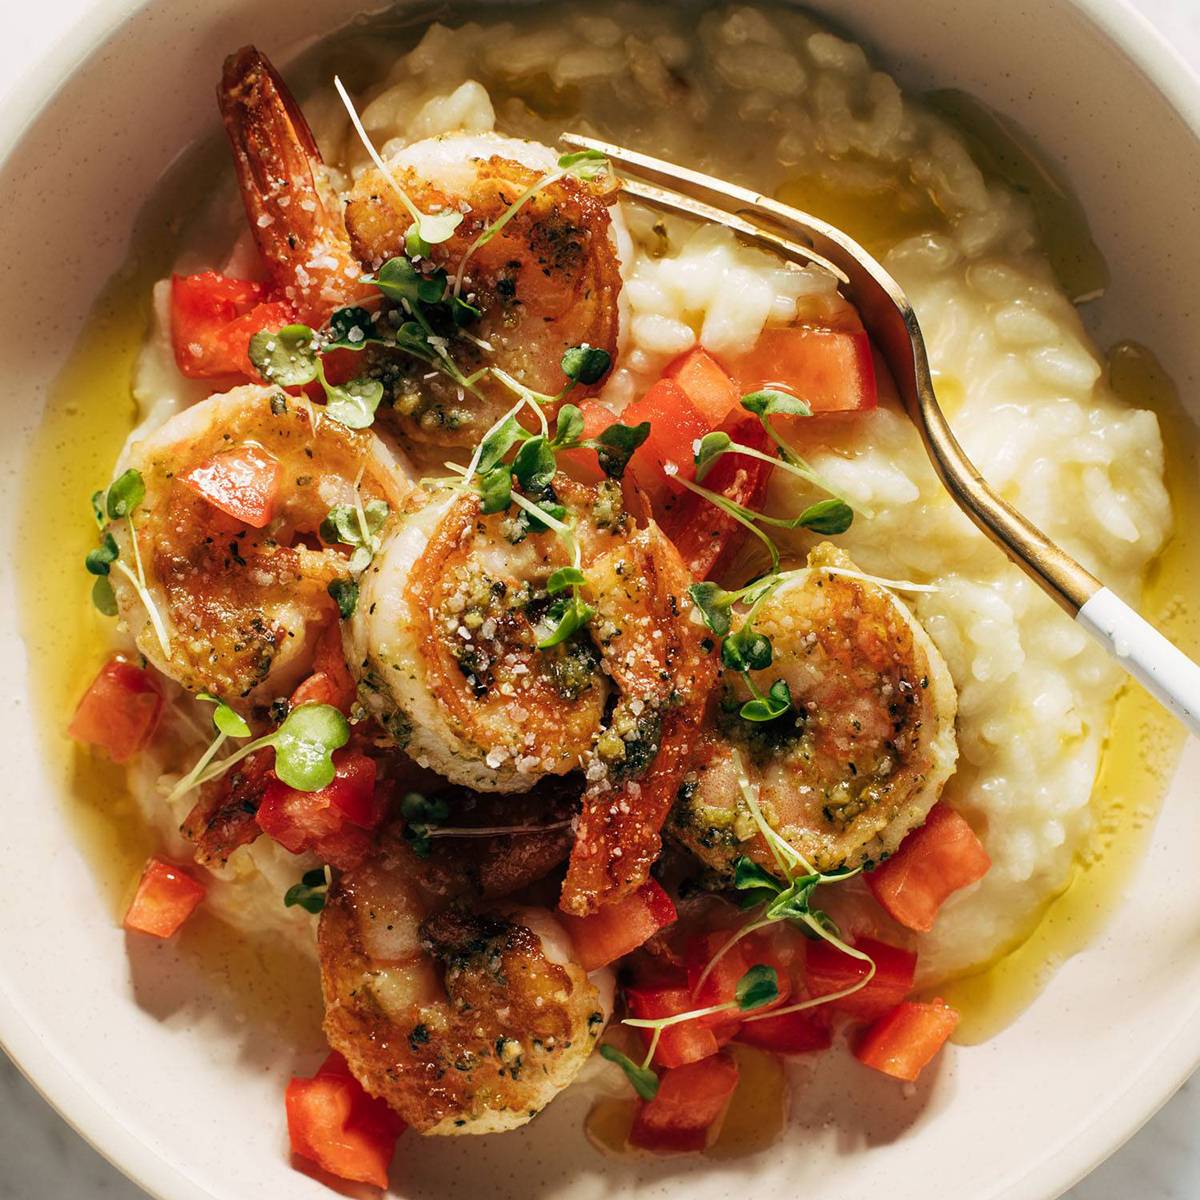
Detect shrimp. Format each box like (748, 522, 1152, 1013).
(107, 385, 410, 702)
(343, 131, 625, 445)
(348, 474, 716, 913)
(318, 837, 611, 1134)
(671, 544, 958, 876)
(219, 46, 375, 325)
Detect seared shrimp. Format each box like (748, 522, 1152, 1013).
(349, 475, 716, 913)
(319, 839, 610, 1134)
(108, 385, 409, 701)
(219, 47, 375, 325)
(671, 544, 958, 876)
(344, 132, 625, 445)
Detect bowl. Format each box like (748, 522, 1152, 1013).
(2, 1, 1199, 1197)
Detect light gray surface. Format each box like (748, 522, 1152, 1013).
(1, 0, 1197, 1197)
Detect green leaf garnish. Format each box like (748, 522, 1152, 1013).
(797, 498, 853, 535)
(551, 404, 585, 448)
(91, 490, 107, 529)
(512, 436, 557, 494)
(85, 532, 119, 576)
(740, 678, 792, 723)
(401, 791, 450, 858)
(688, 582, 735, 638)
(536, 593, 594, 649)
(588, 420, 650, 480)
(324, 377, 384, 430)
(721, 628, 773, 673)
(91, 576, 118, 616)
(249, 325, 320, 388)
(733, 856, 783, 893)
(694, 430, 733, 481)
(479, 463, 514, 515)
(105, 469, 146, 521)
(735, 964, 780, 1011)
(557, 148, 611, 182)
(598, 1044, 659, 1100)
(414, 209, 463, 247)
(478, 415, 532, 472)
(560, 344, 611, 387)
(369, 257, 447, 306)
(326, 306, 382, 350)
(328, 578, 359, 619)
(547, 566, 586, 594)
(284, 866, 329, 914)
(196, 691, 252, 739)
(271, 703, 350, 791)
(740, 388, 812, 420)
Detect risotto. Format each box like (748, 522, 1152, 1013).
(66, 0, 1172, 1177)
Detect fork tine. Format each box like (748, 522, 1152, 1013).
(617, 176, 850, 284)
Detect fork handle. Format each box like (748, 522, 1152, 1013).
(1076, 587, 1200, 735)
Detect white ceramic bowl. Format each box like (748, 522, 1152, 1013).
(3, 2, 1200, 1198)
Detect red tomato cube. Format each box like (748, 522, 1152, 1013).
(866, 804, 992, 933)
(855, 998, 959, 1083)
(727, 325, 877, 414)
(804, 936, 917, 1021)
(625, 979, 721, 1068)
(623, 379, 711, 512)
(683, 929, 791, 1039)
(734, 1007, 832, 1054)
(629, 1053, 740, 1153)
(662, 346, 741, 426)
(286, 1052, 405, 1188)
(68, 657, 164, 764)
(560, 879, 677, 972)
(179, 444, 282, 529)
(123, 857, 206, 938)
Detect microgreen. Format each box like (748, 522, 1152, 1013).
(401, 791, 450, 857)
(536, 592, 595, 650)
(328, 578, 359, 619)
(598, 1043, 660, 1100)
(740, 388, 813, 420)
(320, 498, 389, 574)
(166, 701, 350, 806)
(370, 257, 448, 306)
(198, 691, 251, 739)
(85, 473, 171, 658)
(284, 866, 330, 914)
(735, 964, 780, 1011)
(326, 306, 385, 351)
(560, 344, 613, 386)
(248, 326, 385, 430)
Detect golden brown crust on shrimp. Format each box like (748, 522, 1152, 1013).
(219, 46, 373, 325)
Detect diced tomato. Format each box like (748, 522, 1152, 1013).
(123, 856, 206, 938)
(684, 930, 791, 1037)
(623, 379, 711, 511)
(629, 1053, 739, 1153)
(286, 1051, 405, 1188)
(734, 1007, 832, 1054)
(290, 622, 356, 715)
(170, 271, 294, 381)
(662, 347, 741, 426)
(256, 749, 382, 868)
(854, 998, 959, 1083)
(626, 977, 721, 1068)
(805, 936, 917, 1021)
(68, 657, 164, 764)
(560, 879, 677, 972)
(866, 804, 992, 933)
(727, 325, 877, 414)
(659, 415, 773, 579)
(179, 444, 282, 529)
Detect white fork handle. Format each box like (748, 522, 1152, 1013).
(1077, 587, 1200, 736)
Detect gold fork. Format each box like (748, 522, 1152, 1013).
(561, 132, 1200, 735)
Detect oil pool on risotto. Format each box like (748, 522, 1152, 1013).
(57, 0, 1173, 1184)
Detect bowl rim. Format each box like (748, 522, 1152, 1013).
(1, 1, 1198, 1197)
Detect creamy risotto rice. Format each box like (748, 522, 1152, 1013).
(128, 1, 1170, 984)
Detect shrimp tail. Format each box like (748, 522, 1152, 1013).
(218, 46, 371, 326)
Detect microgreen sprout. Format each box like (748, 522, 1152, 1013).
(284, 866, 331, 914)
(249, 325, 384, 430)
(84, 470, 172, 658)
(598, 1043, 660, 1100)
(320, 497, 390, 574)
(401, 791, 450, 858)
(166, 700, 350, 806)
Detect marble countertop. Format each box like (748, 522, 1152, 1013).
(3, 0, 1199, 1197)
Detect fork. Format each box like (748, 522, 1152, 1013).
(561, 132, 1200, 737)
